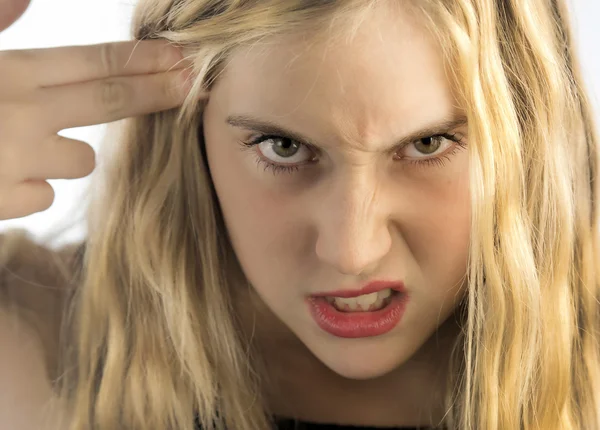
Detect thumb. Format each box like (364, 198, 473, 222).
(0, 0, 31, 33)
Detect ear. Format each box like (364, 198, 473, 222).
(0, 0, 31, 32)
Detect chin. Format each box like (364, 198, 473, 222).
(329, 363, 399, 381)
(303, 334, 411, 380)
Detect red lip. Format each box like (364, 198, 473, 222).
(307, 292, 408, 338)
(311, 280, 406, 298)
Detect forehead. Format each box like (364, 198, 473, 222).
(210, 2, 458, 147)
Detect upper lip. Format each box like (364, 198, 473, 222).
(311, 280, 406, 298)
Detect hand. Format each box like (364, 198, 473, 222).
(0, 0, 193, 220)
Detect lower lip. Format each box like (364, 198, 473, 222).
(306, 292, 409, 338)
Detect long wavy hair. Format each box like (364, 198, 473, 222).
(3, 0, 596, 429)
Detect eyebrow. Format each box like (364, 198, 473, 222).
(226, 113, 468, 151)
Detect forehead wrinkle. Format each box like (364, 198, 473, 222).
(328, 103, 396, 155)
(221, 1, 459, 156)
(322, 60, 408, 154)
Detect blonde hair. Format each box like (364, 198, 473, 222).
(3, 0, 598, 429)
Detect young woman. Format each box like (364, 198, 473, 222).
(0, 0, 598, 429)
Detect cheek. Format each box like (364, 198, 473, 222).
(400, 156, 471, 296)
(206, 140, 302, 290)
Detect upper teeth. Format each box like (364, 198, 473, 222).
(326, 289, 392, 311)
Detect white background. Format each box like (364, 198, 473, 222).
(0, 0, 599, 246)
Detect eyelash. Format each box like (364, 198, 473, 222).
(237, 132, 467, 176)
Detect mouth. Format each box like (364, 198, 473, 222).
(306, 289, 409, 339)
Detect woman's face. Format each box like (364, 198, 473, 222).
(203, 3, 470, 380)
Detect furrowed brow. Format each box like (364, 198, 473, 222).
(226, 113, 468, 150)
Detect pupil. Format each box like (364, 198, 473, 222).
(416, 137, 440, 154)
(274, 138, 299, 157)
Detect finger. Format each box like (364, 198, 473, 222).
(40, 68, 203, 131)
(0, 180, 54, 221)
(20, 135, 96, 180)
(0, 0, 31, 32)
(22, 40, 190, 88)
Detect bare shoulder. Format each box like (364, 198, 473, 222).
(0, 229, 83, 429)
(0, 228, 84, 393)
(0, 308, 64, 430)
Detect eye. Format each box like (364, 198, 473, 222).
(256, 136, 315, 164)
(399, 134, 460, 160)
(237, 134, 317, 174)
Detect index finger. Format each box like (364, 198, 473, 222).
(29, 39, 189, 88)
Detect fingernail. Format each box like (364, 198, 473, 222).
(161, 44, 184, 68)
(168, 46, 184, 62)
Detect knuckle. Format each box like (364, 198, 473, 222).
(98, 80, 130, 116)
(0, 106, 16, 132)
(0, 144, 24, 179)
(0, 103, 35, 129)
(0, 50, 31, 91)
(0, 49, 32, 66)
(0, 51, 15, 73)
(99, 43, 120, 76)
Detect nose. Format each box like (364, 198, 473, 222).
(314, 172, 392, 276)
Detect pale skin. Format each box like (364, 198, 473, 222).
(0, 1, 194, 428)
(0, 0, 193, 221)
(0, 0, 470, 429)
(203, 2, 470, 427)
